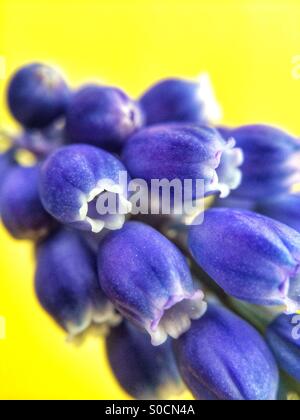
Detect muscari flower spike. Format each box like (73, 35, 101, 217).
(266, 313, 300, 382)
(188, 208, 300, 312)
(39, 144, 132, 233)
(139, 74, 222, 126)
(35, 228, 119, 337)
(122, 124, 243, 200)
(257, 194, 300, 233)
(219, 124, 300, 201)
(0, 165, 55, 240)
(97, 221, 207, 346)
(7, 63, 70, 129)
(106, 320, 184, 400)
(65, 84, 143, 152)
(174, 304, 279, 400)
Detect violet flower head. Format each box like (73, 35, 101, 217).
(122, 124, 243, 200)
(66, 85, 143, 152)
(266, 313, 300, 382)
(188, 208, 300, 312)
(7, 63, 70, 129)
(0, 165, 55, 240)
(35, 229, 119, 337)
(98, 221, 207, 346)
(174, 305, 279, 400)
(106, 321, 184, 400)
(220, 124, 300, 200)
(139, 74, 222, 126)
(39, 144, 132, 233)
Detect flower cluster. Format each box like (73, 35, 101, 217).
(1, 62, 300, 400)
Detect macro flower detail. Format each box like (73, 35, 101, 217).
(266, 314, 300, 382)
(188, 208, 300, 312)
(39, 144, 132, 233)
(65, 85, 143, 152)
(7, 63, 70, 129)
(106, 321, 184, 400)
(35, 229, 119, 337)
(122, 124, 243, 200)
(257, 194, 300, 233)
(3, 59, 300, 401)
(97, 221, 207, 346)
(219, 124, 300, 201)
(174, 305, 279, 400)
(139, 74, 222, 126)
(0, 165, 55, 240)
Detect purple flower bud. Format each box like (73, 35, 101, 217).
(39, 144, 132, 233)
(257, 194, 300, 233)
(98, 221, 207, 346)
(106, 321, 184, 399)
(174, 305, 279, 400)
(139, 75, 221, 126)
(66, 85, 143, 152)
(221, 125, 300, 200)
(122, 124, 242, 199)
(266, 313, 300, 382)
(35, 229, 119, 336)
(188, 208, 300, 312)
(0, 165, 55, 240)
(7, 63, 70, 129)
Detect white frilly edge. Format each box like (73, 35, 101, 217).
(147, 290, 207, 346)
(77, 181, 132, 233)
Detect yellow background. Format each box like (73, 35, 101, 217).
(1, 0, 300, 400)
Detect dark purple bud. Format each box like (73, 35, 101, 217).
(189, 208, 300, 312)
(66, 85, 143, 152)
(35, 229, 119, 336)
(174, 305, 279, 400)
(106, 321, 184, 399)
(266, 313, 300, 382)
(7, 63, 70, 129)
(39, 144, 131, 233)
(222, 125, 300, 200)
(98, 221, 207, 345)
(0, 165, 55, 240)
(123, 124, 242, 200)
(139, 75, 221, 126)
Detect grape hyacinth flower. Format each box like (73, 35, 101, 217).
(174, 305, 279, 400)
(98, 221, 207, 346)
(39, 144, 132, 233)
(35, 229, 119, 337)
(122, 124, 243, 200)
(66, 85, 143, 152)
(257, 194, 300, 233)
(266, 314, 300, 382)
(220, 124, 300, 201)
(106, 321, 184, 400)
(7, 63, 70, 129)
(188, 208, 300, 312)
(0, 165, 55, 240)
(139, 74, 222, 126)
